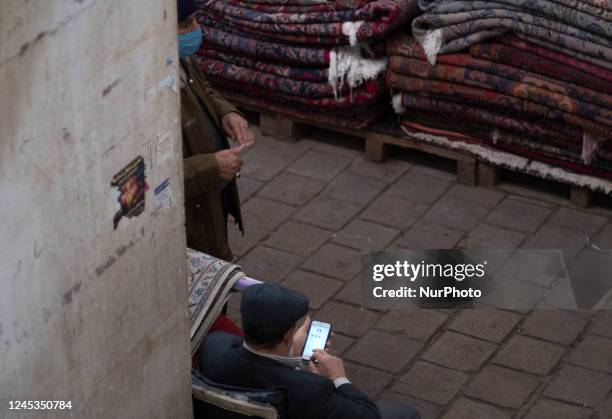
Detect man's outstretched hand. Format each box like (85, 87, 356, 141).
(222, 112, 255, 145)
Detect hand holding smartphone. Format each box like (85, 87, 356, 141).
(301, 320, 333, 361)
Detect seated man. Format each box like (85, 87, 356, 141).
(199, 283, 420, 419)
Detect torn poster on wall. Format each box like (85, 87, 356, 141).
(112, 155, 148, 230)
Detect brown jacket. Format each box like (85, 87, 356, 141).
(180, 57, 243, 261)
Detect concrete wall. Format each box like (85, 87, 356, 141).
(0, 1, 192, 417)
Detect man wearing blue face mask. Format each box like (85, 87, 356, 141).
(177, 0, 254, 261)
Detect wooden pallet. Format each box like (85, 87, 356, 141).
(251, 108, 479, 185)
(242, 107, 609, 208)
(477, 162, 595, 208)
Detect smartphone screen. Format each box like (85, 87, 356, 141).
(301, 321, 332, 361)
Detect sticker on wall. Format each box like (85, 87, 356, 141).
(156, 133, 174, 164)
(154, 178, 174, 209)
(111, 155, 148, 230)
(159, 73, 178, 93)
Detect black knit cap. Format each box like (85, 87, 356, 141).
(177, 0, 197, 23)
(241, 283, 309, 329)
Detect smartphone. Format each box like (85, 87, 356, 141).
(301, 320, 332, 361)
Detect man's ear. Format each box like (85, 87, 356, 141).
(282, 326, 296, 345)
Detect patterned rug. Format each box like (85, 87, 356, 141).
(412, 0, 612, 69)
(471, 38, 612, 94)
(188, 249, 244, 354)
(387, 30, 612, 178)
(209, 76, 386, 111)
(221, 89, 388, 128)
(197, 0, 419, 45)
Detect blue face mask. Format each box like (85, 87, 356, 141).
(178, 27, 202, 58)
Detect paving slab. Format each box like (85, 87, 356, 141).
(421, 331, 497, 372)
(330, 333, 354, 357)
(245, 129, 312, 161)
(302, 243, 362, 281)
(566, 334, 612, 374)
(236, 176, 264, 202)
(345, 330, 423, 373)
(241, 197, 296, 232)
(459, 223, 526, 249)
(294, 195, 363, 231)
(334, 277, 363, 306)
(316, 301, 380, 337)
(228, 223, 269, 258)
(597, 397, 612, 419)
(522, 223, 586, 260)
(591, 311, 612, 338)
(395, 222, 464, 250)
(398, 361, 469, 404)
(422, 197, 491, 232)
(485, 197, 553, 233)
(241, 132, 310, 180)
(360, 192, 429, 230)
(376, 309, 450, 342)
(465, 365, 540, 408)
(447, 310, 521, 343)
(332, 218, 400, 251)
(548, 207, 607, 234)
(593, 223, 612, 248)
(521, 310, 590, 345)
(286, 149, 352, 182)
(387, 172, 450, 205)
(238, 245, 303, 282)
(523, 399, 593, 419)
(283, 270, 343, 310)
(379, 393, 443, 419)
(544, 364, 612, 406)
(257, 172, 325, 206)
(283, 271, 344, 310)
(264, 220, 330, 257)
(344, 362, 394, 399)
(241, 150, 294, 182)
(322, 172, 387, 205)
(492, 335, 565, 376)
(442, 398, 511, 419)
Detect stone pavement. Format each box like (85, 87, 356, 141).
(226, 126, 612, 419)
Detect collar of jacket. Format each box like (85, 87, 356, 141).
(241, 342, 305, 370)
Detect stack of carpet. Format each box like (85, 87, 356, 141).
(387, 0, 612, 178)
(194, 0, 419, 128)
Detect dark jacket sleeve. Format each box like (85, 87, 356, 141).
(303, 379, 381, 419)
(181, 102, 225, 198)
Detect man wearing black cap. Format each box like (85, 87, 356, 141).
(177, 0, 254, 260)
(199, 283, 421, 419)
